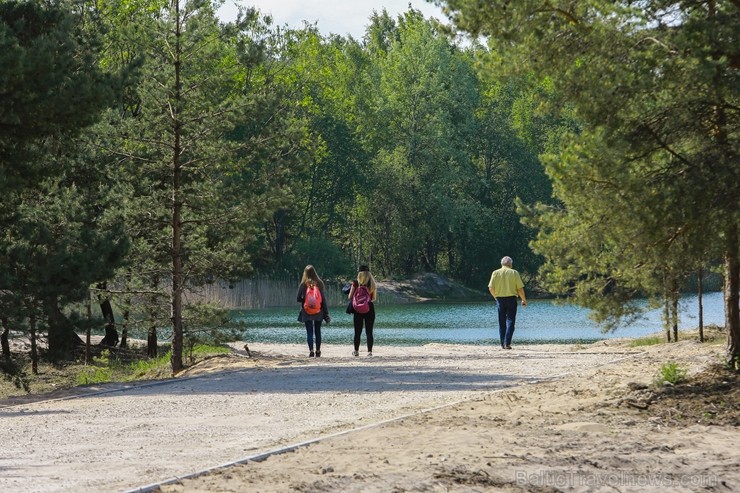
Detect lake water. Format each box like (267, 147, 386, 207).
(235, 291, 726, 346)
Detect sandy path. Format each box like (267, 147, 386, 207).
(160, 339, 737, 493)
(0, 343, 635, 493)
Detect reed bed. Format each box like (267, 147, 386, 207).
(188, 277, 409, 309)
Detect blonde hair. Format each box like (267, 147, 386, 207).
(357, 270, 377, 301)
(300, 265, 324, 290)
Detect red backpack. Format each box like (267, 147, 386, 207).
(303, 284, 322, 315)
(352, 285, 371, 314)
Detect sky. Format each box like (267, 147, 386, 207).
(217, 0, 448, 40)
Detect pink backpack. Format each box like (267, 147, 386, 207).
(352, 285, 371, 314)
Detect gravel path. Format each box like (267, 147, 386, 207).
(0, 343, 638, 493)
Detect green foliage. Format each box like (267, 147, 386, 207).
(654, 361, 688, 387)
(76, 366, 114, 385)
(76, 350, 115, 385)
(277, 237, 353, 280)
(0, 0, 129, 357)
(128, 352, 171, 378)
(183, 303, 244, 345)
(128, 345, 228, 376)
(77, 344, 228, 384)
(1, 357, 30, 392)
(184, 344, 230, 366)
(444, 0, 739, 340)
(359, 12, 482, 277)
(0, 0, 117, 194)
(95, 0, 302, 370)
(2, 1, 584, 370)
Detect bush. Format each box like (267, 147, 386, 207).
(76, 350, 115, 385)
(654, 361, 688, 386)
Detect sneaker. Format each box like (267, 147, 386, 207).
(367, 352, 373, 357)
(504, 346, 512, 350)
(316, 350, 321, 357)
(352, 350, 359, 357)
(309, 351, 315, 357)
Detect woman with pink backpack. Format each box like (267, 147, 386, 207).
(347, 265, 377, 357)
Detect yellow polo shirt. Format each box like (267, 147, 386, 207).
(488, 266, 524, 297)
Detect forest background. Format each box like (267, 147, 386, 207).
(1, 0, 738, 373)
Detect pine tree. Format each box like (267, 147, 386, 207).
(443, 0, 740, 364)
(0, 1, 126, 358)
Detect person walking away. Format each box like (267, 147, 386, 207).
(348, 266, 377, 357)
(488, 256, 527, 349)
(297, 265, 331, 357)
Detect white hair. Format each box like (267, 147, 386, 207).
(501, 256, 513, 267)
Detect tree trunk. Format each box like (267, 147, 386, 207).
(44, 298, 84, 358)
(147, 326, 158, 359)
(86, 288, 92, 319)
(30, 313, 38, 375)
(120, 273, 132, 349)
(707, 9, 739, 368)
(671, 279, 679, 342)
(97, 282, 119, 348)
(698, 268, 704, 343)
(146, 278, 159, 358)
(725, 226, 740, 369)
(1, 317, 10, 360)
(663, 296, 672, 342)
(120, 304, 130, 349)
(170, 0, 184, 374)
(85, 326, 91, 364)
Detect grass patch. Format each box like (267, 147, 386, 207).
(2, 343, 234, 400)
(629, 335, 664, 347)
(108, 343, 230, 383)
(121, 343, 232, 380)
(628, 326, 725, 347)
(185, 342, 230, 360)
(128, 352, 171, 378)
(77, 350, 117, 385)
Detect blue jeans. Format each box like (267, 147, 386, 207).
(305, 320, 322, 351)
(496, 297, 518, 347)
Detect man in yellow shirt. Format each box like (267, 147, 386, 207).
(488, 256, 527, 349)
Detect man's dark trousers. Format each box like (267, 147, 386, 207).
(496, 296, 518, 348)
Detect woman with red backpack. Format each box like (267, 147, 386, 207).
(348, 265, 377, 357)
(297, 265, 330, 357)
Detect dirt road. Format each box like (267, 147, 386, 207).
(0, 343, 635, 493)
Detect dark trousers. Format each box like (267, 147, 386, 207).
(353, 303, 375, 351)
(305, 320, 322, 351)
(496, 296, 518, 347)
